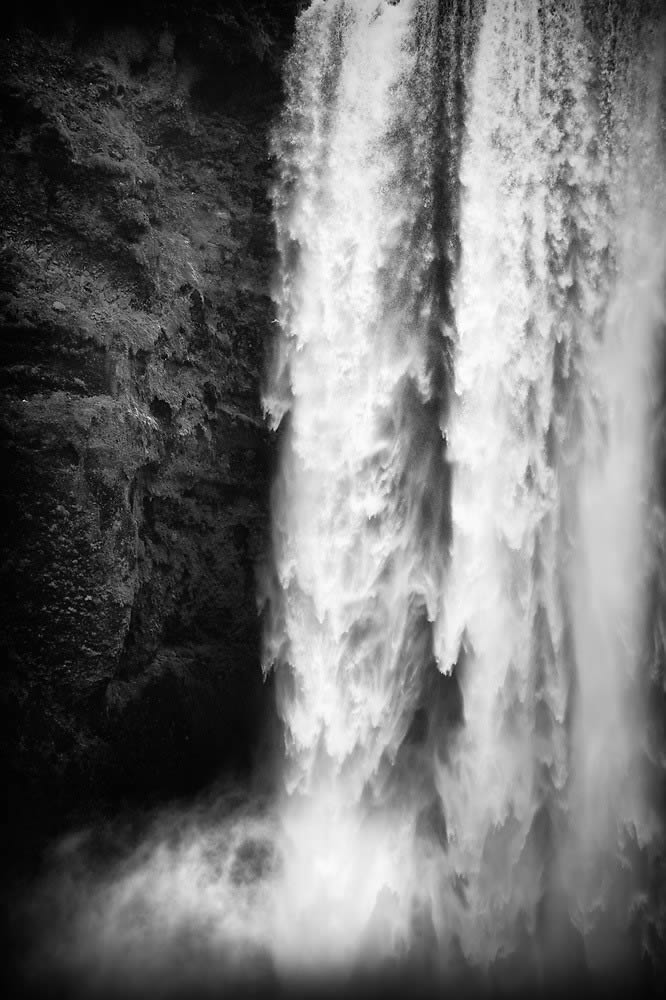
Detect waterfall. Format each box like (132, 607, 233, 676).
(266, 0, 441, 796)
(263, 0, 446, 965)
(25, 0, 666, 993)
(265, 0, 666, 975)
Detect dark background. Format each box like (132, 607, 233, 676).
(1, 0, 302, 873)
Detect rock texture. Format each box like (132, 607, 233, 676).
(1, 2, 299, 844)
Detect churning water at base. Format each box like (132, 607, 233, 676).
(17, 1, 666, 996)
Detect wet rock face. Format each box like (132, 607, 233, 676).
(0, 4, 298, 836)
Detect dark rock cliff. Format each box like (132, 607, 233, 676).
(0, 1, 301, 851)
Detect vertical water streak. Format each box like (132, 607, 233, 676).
(267, 0, 440, 797)
(437, 0, 665, 965)
(437, 0, 563, 954)
(264, 0, 446, 968)
(564, 4, 666, 966)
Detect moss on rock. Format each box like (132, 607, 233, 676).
(0, 4, 299, 844)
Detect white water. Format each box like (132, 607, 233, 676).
(265, 0, 666, 969)
(266, 0, 439, 792)
(26, 0, 666, 993)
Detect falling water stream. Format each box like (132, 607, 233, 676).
(20, 1, 666, 996)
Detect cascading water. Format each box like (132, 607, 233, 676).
(21, 1, 666, 995)
(266, 0, 439, 794)
(264, 0, 666, 977)
(262, 0, 446, 965)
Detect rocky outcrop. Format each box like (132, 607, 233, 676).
(0, 3, 299, 844)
